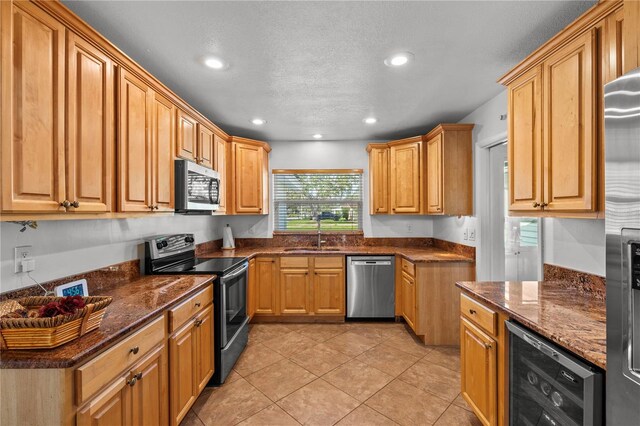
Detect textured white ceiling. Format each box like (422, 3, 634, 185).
(62, 1, 595, 141)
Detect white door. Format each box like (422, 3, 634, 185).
(489, 143, 542, 281)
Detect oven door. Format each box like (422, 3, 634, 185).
(220, 262, 248, 348)
(175, 159, 220, 212)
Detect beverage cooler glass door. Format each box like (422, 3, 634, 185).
(506, 321, 602, 426)
(220, 262, 248, 347)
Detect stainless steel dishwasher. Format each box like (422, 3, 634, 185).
(346, 256, 395, 318)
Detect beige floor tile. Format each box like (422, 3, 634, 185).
(278, 379, 360, 426)
(324, 331, 380, 357)
(421, 346, 461, 372)
(179, 410, 204, 426)
(349, 322, 406, 340)
(225, 369, 242, 384)
(192, 378, 271, 425)
(323, 359, 394, 402)
(336, 405, 398, 425)
(385, 331, 434, 358)
(263, 331, 318, 357)
(398, 362, 461, 403)
(365, 379, 450, 426)
(250, 324, 295, 344)
(246, 359, 317, 401)
(296, 323, 350, 342)
(234, 343, 285, 376)
(356, 343, 420, 377)
(434, 404, 483, 426)
(289, 342, 353, 376)
(237, 404, 301, 425)
(452, 393, 473, 411)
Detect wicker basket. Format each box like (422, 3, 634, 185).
(0, 296, 112, 350)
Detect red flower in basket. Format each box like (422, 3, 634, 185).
(38, 296, 86, 318)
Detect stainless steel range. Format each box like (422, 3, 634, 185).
(145, 234, 248, 385)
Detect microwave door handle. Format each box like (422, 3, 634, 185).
(208, 179, 214, 204)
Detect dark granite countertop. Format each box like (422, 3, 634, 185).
(199, 246, 474, 263)
(0, 274, 214, 369)
(456, 281, 606, 370)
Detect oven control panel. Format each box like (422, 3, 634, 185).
(146, 233, 195, 260)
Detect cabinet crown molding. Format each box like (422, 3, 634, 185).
(230, 136, 272, 152)
(424, 123, 475, 140)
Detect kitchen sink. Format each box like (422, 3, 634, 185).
(283, 247, 349, 253)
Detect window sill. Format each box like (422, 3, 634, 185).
(272, 230, 364, 236)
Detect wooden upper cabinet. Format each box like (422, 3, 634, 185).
(543, 29, 597, 212)
(151, 93, 175, 212)
(231, 137, 270, 214)
(2, 2, 66, 212)
(118, 69, 152, 212)
(623, 0, 639, 74)
(426, 134, 443, 214)
(508, 67, 543, 212)
(367, 144, 390, 214)
(389, 137, 423, 214)
(197, 125, 214, 169)
(214, 134, 228, 213)
(605, 7, 625, 84)
(254, 257, 278, 315)
(460, 317, 497, 426)
(176, 109, 197, 162)
(66, 32, 115, 213)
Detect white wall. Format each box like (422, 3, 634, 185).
(543, 218, 605, 276)
(0, 215, 225, 293)
(226, 139, 434, 239)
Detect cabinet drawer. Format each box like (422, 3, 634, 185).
(76, 315, 165, 405)
(460, 294, 496, 336)
(313, 256, 344, 269)
(401, 258, 415, 277)
(280, 256, 309, 269)
(169, 285, 213, 333)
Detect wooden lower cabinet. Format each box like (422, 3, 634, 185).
(169, 304, 214, 426)
(77, 377, 130, 426)
(279, 268, 311, 315)
(400, 271, 416, 330)
(313, 268, 345, 315)
(255, 257, 279, 315)
(247, 258, 257, 319)
(460, 318, 497, 426)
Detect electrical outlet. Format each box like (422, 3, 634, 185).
(406, 223, 413, 233)
(14, 245, 32, 273)
(463, 229, 468, 240)
(469, 228, 476, 241)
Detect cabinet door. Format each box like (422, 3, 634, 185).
(427, 135, 443, 214)
(214, 134, 227, 213)
(194, 305, 214, 394)
(77, 377, 131, 426)
(248, 258, 256, 319)
(197, 125, 214, 169)
(313, 268, 345, 315)
(400, 272, 416, 330)
(604, 8, 625, 84)
(234, 142, 263, 214)
(460, 318, 497, 426)
(255, 258, 278, 315)
(543, 29, 597, 212)
(169, 321, 196, 426)
(176, 110, 197, 162)
(2, 2, 66, 212)
(118, 69, 152, 212)
(508, 66, 543, 212)
(151, 93, 175, 212)
(390, 141, 422, 214)
(66, 32, 114, 213)
(279, 269, 311, 315)
(369, 147, 390, 214)
(130, 344, 168, 426)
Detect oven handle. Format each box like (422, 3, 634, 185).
(221, 262, 249, 283)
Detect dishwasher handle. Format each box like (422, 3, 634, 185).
(350, 260, 392, 266)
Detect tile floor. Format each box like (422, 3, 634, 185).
(181, 322, 482, 426)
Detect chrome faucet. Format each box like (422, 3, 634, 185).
(316, 214, 326, 249)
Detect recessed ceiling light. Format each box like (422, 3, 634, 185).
(363, 117, 378, 124)
(204, 57, 227, 70)
(384, 52, 414, 67)
(251, 118, 266, 125)
(312, 134, 323, 139)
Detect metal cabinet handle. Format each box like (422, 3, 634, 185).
(129, 346, 139, 355)
(70, 201, 80, 208)
(127, 377, 137, 386)
(532, 202, 540, 208)
(484, 343, 492, 350)
(469, 309, 476, 315)
(195, 302, 201, 308)
(60, 200, 71, 208)
(540, 202, 548, 208)
(134, 371, 143, 380)
(194, 319, 203, 327)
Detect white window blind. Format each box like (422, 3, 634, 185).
(273, 170, 363, 232)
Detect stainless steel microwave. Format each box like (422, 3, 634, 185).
(175, 159, 220, 213)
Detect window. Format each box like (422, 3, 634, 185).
(273, 169, 363, 232)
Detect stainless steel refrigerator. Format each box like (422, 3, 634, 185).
(605, 66, 640, 424)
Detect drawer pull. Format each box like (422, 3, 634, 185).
(129, 346, 140, 355)
(195, 302, 201, 308)
(134, 371, 143, 380)
(469, 309, 477, 315)
(194, 319, 203, 327)
(484, 342, 492, 350)
(127, 377, 137, 386)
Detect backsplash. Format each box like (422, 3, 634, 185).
(543, 263, 606, 300)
